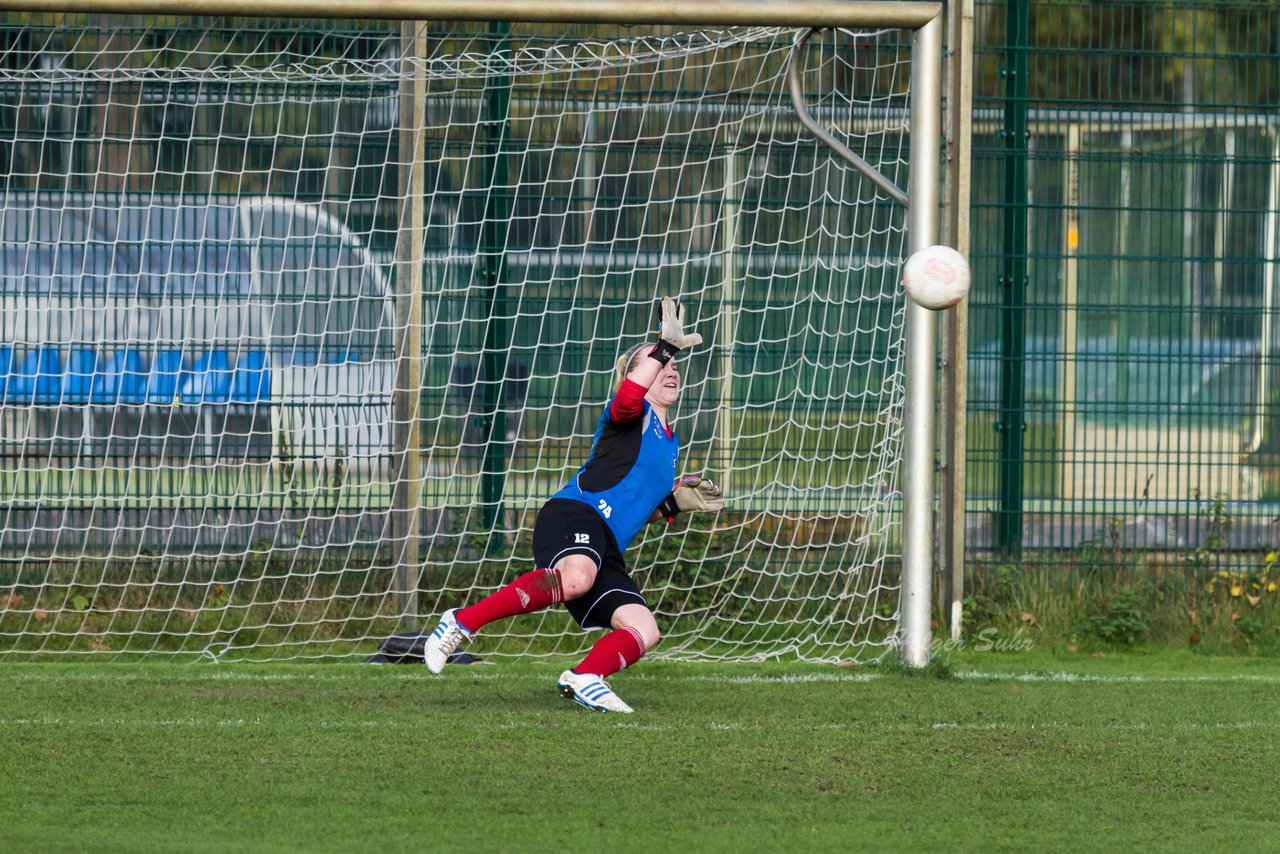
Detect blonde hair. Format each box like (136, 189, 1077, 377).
(615, 341, 655, 387)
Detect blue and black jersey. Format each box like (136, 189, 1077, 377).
(551, 386, 679, 551)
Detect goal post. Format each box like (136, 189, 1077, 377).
(902, 11, 942, 667)
(0, 0, 940, 27)
(0, 2, 943, 663)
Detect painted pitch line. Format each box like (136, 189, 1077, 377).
(0, 717, 267, 727)
(2, 667, 1279, 686)
(952, 670, 1280, 684)
(930, 720, 1275, 732)
(0, 669, 877, 685)
(5, 714, 1272, 733)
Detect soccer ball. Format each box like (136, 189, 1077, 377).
(901, 245, 971, 310)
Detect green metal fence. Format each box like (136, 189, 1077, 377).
(969, 1, 1279, 575)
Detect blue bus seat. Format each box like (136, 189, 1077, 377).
(181, 351, 233, 404)
(0, 346, 11, 403)
(62, 348, 101, 405)
(9, 347, 63, 405)
(146, 350, 186, 404)
(231, 351, 270, 404)
(93, 349, 148, 405)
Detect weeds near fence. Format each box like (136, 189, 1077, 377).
(964, 495, 1280, 655)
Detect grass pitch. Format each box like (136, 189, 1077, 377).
(2, 650, 1278, 852)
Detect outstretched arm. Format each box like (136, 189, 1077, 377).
(610, 297, 702, 422)
(609, 371, 660, 422)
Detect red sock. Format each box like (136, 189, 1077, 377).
(574, 626, 646, 679)
(456, 568, 563, 633)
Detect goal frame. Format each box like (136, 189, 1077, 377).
(1, 0, 940, 28)
(2, 0, 944, 666)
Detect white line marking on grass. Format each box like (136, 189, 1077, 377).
(954, 670, 1280, 684)
(930, 720, 1275, 732)
(2, 671, 361, 684)
(676, 673, 878, 685)
(0, 716, 265, 727)
(0, 669, 876, 686)
(3, 667, 1278, 687)
(3, 714, 1268, 733)
(485, 720, 861, 733)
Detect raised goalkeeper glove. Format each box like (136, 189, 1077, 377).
(651, 296, 703, 364)
(657, 476, 724, 521)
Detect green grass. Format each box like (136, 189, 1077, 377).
(2, 651, 1278, 852)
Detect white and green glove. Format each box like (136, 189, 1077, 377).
(658, 476, 724, 521)
(651, 296, 703, 364)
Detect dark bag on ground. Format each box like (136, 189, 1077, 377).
(365, 631, 480, 665)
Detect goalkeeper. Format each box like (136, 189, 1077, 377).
(423, 297, 722, 714)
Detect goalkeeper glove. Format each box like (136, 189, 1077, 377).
(658, 476, 724, 521)
(651, 296, 703, 365)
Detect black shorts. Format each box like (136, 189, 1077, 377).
(533, 498, 646, 631)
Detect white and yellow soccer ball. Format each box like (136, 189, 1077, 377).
(901, 244, 971, 310)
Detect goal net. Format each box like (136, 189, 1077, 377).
(0, 15, 918, 661)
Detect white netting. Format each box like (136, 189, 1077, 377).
(0, 17, 913, 661)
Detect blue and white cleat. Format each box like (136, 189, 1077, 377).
(423, 609, 471, 674)
(557, 669, 634, 714)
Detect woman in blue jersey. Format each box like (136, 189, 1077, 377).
(423, 297, 723, 714)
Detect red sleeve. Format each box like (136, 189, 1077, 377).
(608, 378, 649, 422)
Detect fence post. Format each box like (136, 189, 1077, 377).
(391, 21, 426, 619)
(480, 20, 513, 537)
(940, 0, 974, 640)
(996, 0, 1028, 559)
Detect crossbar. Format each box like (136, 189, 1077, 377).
(0, 0, 940, 27)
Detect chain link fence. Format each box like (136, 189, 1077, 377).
(968, 1, 1279, 576)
